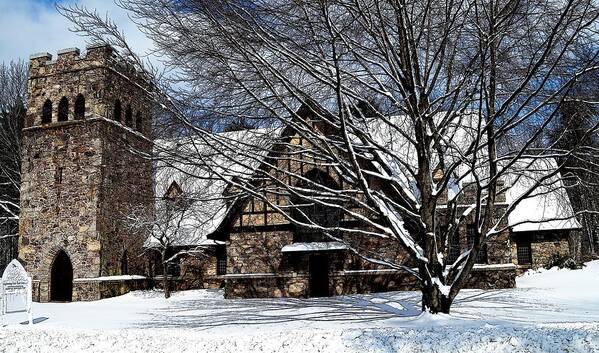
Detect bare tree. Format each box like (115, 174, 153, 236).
(128, 197, 191, 299)
(0, 60, 27, 271)
(128, 157, 227, 298)
(549, 68, 599, 259)
(61, 0, 599, 313)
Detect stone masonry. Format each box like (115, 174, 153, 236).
(18, 45, 154, 302)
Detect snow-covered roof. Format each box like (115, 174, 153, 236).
(152, 127, 282, 246)
(152, 112, 580, 245)
(505, 158, 581, 233)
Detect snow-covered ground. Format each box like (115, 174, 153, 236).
(2, 261, 599, 352)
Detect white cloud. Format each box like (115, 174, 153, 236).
(0, 0, 155, 65)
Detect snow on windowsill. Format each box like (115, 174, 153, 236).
(219, 273, 279, 279)
(472, 263, 517, 270)
(281, 241, 349, 252)
(334, 269, 403, 275)
(73, 275, 147, 283)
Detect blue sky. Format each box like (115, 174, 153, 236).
(0, 0, 154, 64)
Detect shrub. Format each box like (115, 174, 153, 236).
(544, 253, 583, 270)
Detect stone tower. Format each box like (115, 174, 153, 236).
(18, 45, 154, 302)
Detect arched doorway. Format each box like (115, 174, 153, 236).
(50, 250, 73, 302)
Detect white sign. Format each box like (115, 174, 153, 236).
(1, 259, 32, 325)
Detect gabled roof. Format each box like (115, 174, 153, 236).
(152, 127, 283, 246)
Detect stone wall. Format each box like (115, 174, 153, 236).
(96, 121, 153, 277)
(466, 265, 517, 289)
(510, 231, 572, 269)
(224, 267, 516, 299)
(73, 278, 151, 301)
(177, 253, 223, 290)
(228, 231, 293, 274)
(19, 121, 105, 302)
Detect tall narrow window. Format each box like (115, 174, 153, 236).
(55, 167, 63, 184)
(121, 251, 129, 275)
(216, 246, 227, 275)
(467, 224, 488, 264)
(41, 99, 52, 124)
(113, 99, 122, 122)
(444, 226, 460, 264)
(58, 97, 69, 122)
(135, 112, 142, 132)
(125, 105, 133, 127)
(74, 94, 85, 120)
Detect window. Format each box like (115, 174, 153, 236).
(517, 242, 532, 265)
(75, 94, 85, 119)
(121, 251, 129, 275)
(58, 97, 69, 122)
(444, 226, 460, 264)
(216, 246, 227, 275)
(135, 112, 142, 132)
(55, 167, 63, 184)
(42, 99, 52, 124)
(467, 224, 488, 263)
(113, 100, 122, 122)
(125, 105, 133, 127)
(291, 169, 342, 243)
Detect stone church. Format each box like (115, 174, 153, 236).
(162, 121, 581, 299)
(18, 45, 582, 302)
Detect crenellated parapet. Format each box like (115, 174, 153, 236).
(26, 44, 153, 136)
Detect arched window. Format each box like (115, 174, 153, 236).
(125, 105, 133, 127)
(135, 112, 142, 132)
(113, 99, 122, 122)
(74, 94, 85, 120)
(41, 99, 52, 124)
(121, 251, 129, 275)
(291, 169, 342, 243)
(58, 97, 69, 122)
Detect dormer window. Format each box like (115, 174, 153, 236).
(164, 181, 183, 200)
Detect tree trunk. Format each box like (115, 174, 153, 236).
(421, 284, 452, 314)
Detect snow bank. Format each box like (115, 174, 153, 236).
(2, 324, 598, 353)
(3, 262, 599, 352)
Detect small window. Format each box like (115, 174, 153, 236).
(113, 100, 122, 122)
(125, 105, 133, 127)
(42, 99, 52, 124)
(216, 246, 227, 275)
(467, 224, 488, 264)
(121, 251, 129, 275)
(55, 167, 64, 184)
(58, 97, 69, 122)
(135, 112, 142, 132)
(75, 94, 85, 120)
(517, 242, 532, 265)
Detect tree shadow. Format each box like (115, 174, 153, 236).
(134, 290, 422, 330)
